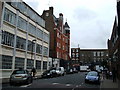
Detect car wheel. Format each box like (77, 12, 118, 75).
(26, 78, 31, 84)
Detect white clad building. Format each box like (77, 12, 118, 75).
(0, 0, 50, 78)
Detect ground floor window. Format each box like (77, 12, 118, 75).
(27, 59, 34, 69)
(15, 57, 24, 69)
(2, 55, 12, 69)
(36, 60, 41, 69)
(43, 61, 47, 69)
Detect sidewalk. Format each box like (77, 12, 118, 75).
(100, 78, 118, 88)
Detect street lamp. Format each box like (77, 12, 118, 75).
(31, 39, 36, 61)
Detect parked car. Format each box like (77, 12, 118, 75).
(9, 69, 33, 85)
(56, 67, 65, 76)
(85, 71, 100, 84)
(66, 68, 74, 74)
(73, 68, 78, 73)
(41, 68, 58, 78)
(41, 70, 52, 78)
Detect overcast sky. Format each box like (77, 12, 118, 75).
(24, 0, 117, 49)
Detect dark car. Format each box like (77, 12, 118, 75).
(9, 69, 33, 85)
(41, 68, 58, 78)
(41, 70, 52, 78)
(85, 71, 100, 84)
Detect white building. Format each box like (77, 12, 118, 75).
(0, 0, 49, 77)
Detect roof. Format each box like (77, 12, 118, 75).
(64, 22, 70, 28)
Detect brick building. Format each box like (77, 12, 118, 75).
(41, 7, 70, 69)
(107, 0, 120, 80)
(71, 48, 108, 66)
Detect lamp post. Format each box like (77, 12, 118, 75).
(31, 39, 36, 62)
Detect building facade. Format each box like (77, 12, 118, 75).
(71, 48, 108, 66)
(71, 48, 80, 67)
(41, 7, 70, 69)
(0, 1, 49, 76)
(107, 0, 120, 80)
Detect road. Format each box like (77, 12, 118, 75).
(2, 72, 100, 90)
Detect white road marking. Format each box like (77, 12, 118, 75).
(66, 84, 71, 87)
(20, 84, 31, 87)
(79, 85, 81, 86)
(76, 85, 79, 87)
(82, 83, 84, 84)
(52, 83, 59, 85)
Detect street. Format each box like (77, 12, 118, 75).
(2, 72, 100, 89)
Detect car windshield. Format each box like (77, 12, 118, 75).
(12, 70, 26, 74)
(87, 72, 98, 76)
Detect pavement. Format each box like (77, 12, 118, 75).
(100, 77, 119, 89)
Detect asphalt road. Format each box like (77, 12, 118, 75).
(2, 72, 100, 90)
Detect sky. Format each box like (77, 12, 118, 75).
(24, 0, 117, 49)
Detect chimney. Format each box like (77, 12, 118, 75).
(49, 7, 53, 14)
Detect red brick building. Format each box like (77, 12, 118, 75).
(41, 7, 70, 69)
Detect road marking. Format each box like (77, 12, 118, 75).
(76, 85, 79, 87)
(82, 83, 84, 84)
(66, 84, 71, 87)
(20, 84, 31, 87)
(79, 85, 81, 86)
(52, 83, 59, 85)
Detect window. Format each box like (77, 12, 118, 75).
(2, 55, 12, 69)
(27, 7, 36, 21)
(76, 53, 79, 57)
(44, 33, 49, 42)
(97, 52, 100, 56)
(43, 61, 47, 69)
(36, 60, 41, 69)
(18, 16, 27, 31)
(15, 57, 24, 69)
(4, 8, 16, 25)
(2, 31, 14, 47)
(46, 12, 49, 16)
(27, 59, 34, 69)
(72, 49, 75, 52)
(17, 2, 27, 15)
(27, 40, 35, 52)
(93, 52, 96, 56)
(16, 36, 26, 50)
(36, 28, 43, 39)
(44, 47, 48, 56)
(76, 49, 78, 52)
(28, 23, 36, 35)
(101, 52, 104, 56)
(36, 44, 42, 54)
(72, 53, 75, 57)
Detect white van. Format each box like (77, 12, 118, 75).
(56, 67, 65, 76)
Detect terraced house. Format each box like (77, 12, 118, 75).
(0, 0, 49, 77)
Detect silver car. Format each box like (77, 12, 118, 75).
(9, 69, 33, 85)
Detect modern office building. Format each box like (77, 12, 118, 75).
(41, 7, 70, 69)
(0, 0, 49, 77)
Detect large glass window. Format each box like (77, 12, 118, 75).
(36, 28, 43, 39)
(2, 55, 12, 69)
(2, 31, 14, 47)
(18, 16, 27, 31)
(44, 33, 49, 42)
(4, 8, 16, 25)
(36, 60, 41, 69)
(36, 44, 42, 54)
(17, 2, 27, 15)
(16, 36, 26, 50)
(28, 23, 36, 35)
(27, 7, 36, 21)
(27, 59, 34, 69)
(15, 57, 24, 69)
(43, 61, 47, 69)
(44, 47, 48, 56)
(27, 40, 35, 52)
